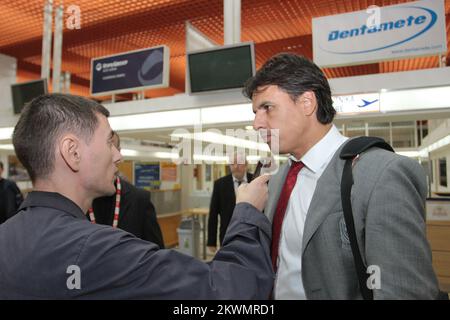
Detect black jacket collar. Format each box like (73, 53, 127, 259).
(19, 191, 86, 220)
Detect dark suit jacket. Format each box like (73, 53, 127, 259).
(0, 178, 23, 224)
(90, 178, 165, 248)
(207, 173, 253, 247)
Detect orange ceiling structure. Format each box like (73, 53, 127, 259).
(1, 0, 449, 100)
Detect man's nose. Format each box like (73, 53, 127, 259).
(253, 111, 266, 131)
(114, 146, 123, 163)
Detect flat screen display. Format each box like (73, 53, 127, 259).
(187, 42, 255, 94)
(11, 79, 48, 114)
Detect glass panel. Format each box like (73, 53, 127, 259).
(391, 121, 415, 148)
(345, 121, 365, 138)
(368, 122, 390, 144)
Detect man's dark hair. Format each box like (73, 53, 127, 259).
(0, 161, 3, 170)
(12, 94, 110, 182)
(243, 53, 336, 124)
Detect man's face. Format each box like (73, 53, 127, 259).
(230, 159, 247, 181)
(252, 85, 308, 155)
(79, 114, 122, 198)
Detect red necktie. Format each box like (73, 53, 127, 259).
(271, 161, 304, 272)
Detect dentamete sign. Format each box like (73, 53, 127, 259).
(312, 0, 447, 67)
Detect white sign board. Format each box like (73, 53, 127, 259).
(313, 0, 447, 67)
(426, 199, 450, 221)
(332, 93, 380, 115)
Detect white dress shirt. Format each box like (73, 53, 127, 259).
(232, 173, 248, 194)
(274, 125, 348, 300)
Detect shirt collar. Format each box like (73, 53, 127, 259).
(289, 125, 347, 173)
(19, 191, 86, 220)
(232, 173, 247, 183)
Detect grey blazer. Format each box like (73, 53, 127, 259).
(266, 139, 440, 299)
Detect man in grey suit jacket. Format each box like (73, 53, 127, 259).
(243, 53, 440, 299)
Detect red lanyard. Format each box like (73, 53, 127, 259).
(88, 176, 122, 228)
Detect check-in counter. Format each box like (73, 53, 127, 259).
(157, 208, 209, 260)
(157, 212, 183, 248)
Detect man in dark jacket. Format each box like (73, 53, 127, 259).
(89, 132, 165, 248)
(0, 94, 273, 299)
(0, 161, 24, 224)
(207, 153, 253, 251)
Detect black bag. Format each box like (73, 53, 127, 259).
(339, 136, 448, 300)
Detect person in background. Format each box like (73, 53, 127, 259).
(207, 153, 253, 252)
(0, 161, 24, 224)
(0, 93, 273, 299)
(88, 131, 165, 248)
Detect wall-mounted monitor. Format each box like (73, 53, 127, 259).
(187, 42, 255, 95)
(90, 45, 170, 96)
(11, 79, 48, 114)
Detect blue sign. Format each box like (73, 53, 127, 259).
(134, 162, 161, 190)
(90, 45, 170, 96)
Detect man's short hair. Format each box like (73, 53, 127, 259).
(0, 161, 3, 170)
(243, 53, 336, 124)
(12, 94, 110, 182)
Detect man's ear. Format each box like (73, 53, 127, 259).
(298, 91, 317, 116)
(59, 134, 81, 172)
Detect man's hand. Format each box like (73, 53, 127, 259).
(236, 174, 270, 211)
(207, 246, 217, 254)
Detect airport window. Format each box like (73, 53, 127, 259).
(391, 121, 415, 148)
(368, 122, 391, 145)
(345, 121, 366, 138)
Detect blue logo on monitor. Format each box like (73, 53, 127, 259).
(138, 49, 164, 85)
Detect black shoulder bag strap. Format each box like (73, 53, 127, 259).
(339, 137, 394, 300)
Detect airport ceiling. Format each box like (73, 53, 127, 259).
(1, 0, 449, 101)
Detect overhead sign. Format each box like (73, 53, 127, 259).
(90, 45, 170, 96)
(332, 93, 380, 115)
(312, 0, 447, 67)
(134, 162, 161, 190)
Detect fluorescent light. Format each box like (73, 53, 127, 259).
(381, 86, 450, 113)
(0, 127, 14, 140)
(193, 154, 229, 162)
(120, 149, 139, 157)
(154, 152, 180, 160)
(171, 131, 270, 152)
(109, 109, 201, 131)
(246, 155, 288, 162)
(201, 104, 253, 125)
(0, 144, 14, 150)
